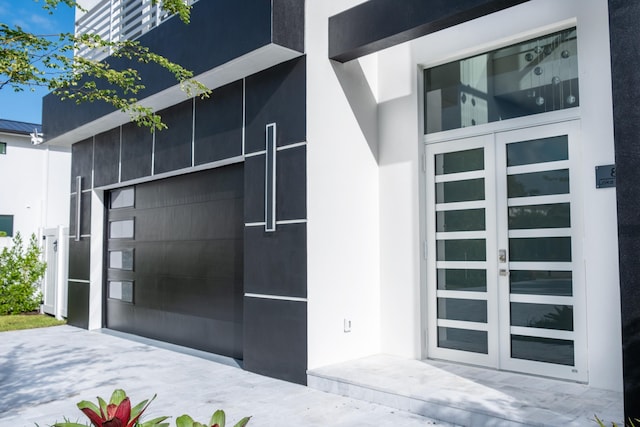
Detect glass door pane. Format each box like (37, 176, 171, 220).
(427, 135, 497, 366)
(496, 121, 585, 381)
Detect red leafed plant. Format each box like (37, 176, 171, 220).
(54, 389, 169, 427)
(52, 389, 249, 427)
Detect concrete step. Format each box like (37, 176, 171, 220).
(307, 354, 623, 427)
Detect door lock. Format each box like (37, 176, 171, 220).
(499, 249, 507, 263)
(499, 269, 510, 277)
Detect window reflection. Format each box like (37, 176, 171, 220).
(425, 28, 578, 134)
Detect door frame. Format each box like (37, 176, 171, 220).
(423, 114, 587, 382)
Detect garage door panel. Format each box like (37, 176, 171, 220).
(106, 165, 244, 360)
(131, 199, 243, 242)
(135, 166, 243, 210)
(132, 240, 243, 279)
(107, 302, 243, 358)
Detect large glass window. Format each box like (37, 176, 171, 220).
(425, 27, 578, 134)
(0, 215, 13, 237)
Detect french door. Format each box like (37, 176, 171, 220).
(426, 121, 586, 382)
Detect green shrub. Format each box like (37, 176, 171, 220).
(0, 232, 46, 315)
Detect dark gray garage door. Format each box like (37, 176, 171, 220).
(105, 164, 244, 359)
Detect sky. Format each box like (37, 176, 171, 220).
(0, 0, 75, 125)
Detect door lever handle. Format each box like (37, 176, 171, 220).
(499, 249, 507, 263)
(499, 269, 510, 277)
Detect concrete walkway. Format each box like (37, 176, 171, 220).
(0, 326, 451, 427)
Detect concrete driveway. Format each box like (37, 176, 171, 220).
(0, 325, 451, 427)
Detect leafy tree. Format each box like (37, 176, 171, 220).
(0, 0, 209, 130)
(0, 232, 47, 315)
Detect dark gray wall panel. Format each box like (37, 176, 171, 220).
(121, 122, 153, 181)
(276, 145, 307, 221)
(106, 165, 244, 359)
(609, 0, 640, 419)
(245, 57, 307, 153)
(68, 237, 91, 281)
(244, 297, 307, 384)
(71, 138, 93, 191)
(154, 100, 193, 174)
(244, 155, 265, 223)
(329, 0, 529, 62)
(244, 223, 307, 298)
(67, 281, 90, 329)
(194, 81, 243, 165)
(80, 192, 92, 236)
(273, 0, 305, 52)
(94, 128, 120, 187)
(43, 0, 305, 140)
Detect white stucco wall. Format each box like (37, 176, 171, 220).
(306, 0, 383, 369)
(0, 133, 71, 249)
(308, 0, 622, 392)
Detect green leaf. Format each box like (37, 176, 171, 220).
(53, 423, 91, 427)
(76, 400, 100, 415)
(176, 415, 195, 427)
(232, 417, 251, 427)
(110, 389, 127, 405)
(138, 415, 170, 427)
(98, 396, 108, 417)
(209, 410, 225, 427)
(131, 398, 149, 418)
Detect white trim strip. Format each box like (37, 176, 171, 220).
(507, 194, 570, 207)
(242, 78, 246, 156)
(276, 141, 307, 151)
(75, 176, 82, 241)
(276, 219, 307, 225)
(245, 293, 307, 302)
(68, 279, 91, 284)
(245, 219, 307, 227)
(436, 290, 488, 300)
(245, 150, 266, 158)
(265, 123, 277, 232)
(434, 170, 485, 183)
(118, 125, 122, 183)
(436, 261, 487, 269)
(506, 160, 569, 176)
(437, 319, 488, 332)
(508, 262, 572, 271)
(510, 294, 574, 305)
(435, 201, 486, 211)
(510, 326, 573, 341)
(508, 228, 571, 238)
(436, 231, 486, 240)
(191, 97, 196, 167)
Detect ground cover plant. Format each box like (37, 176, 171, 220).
(0, 313, 65, 332)
(52, 389, 250, 427)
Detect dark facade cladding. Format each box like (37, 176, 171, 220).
(65, 56, 308, 384)
(609, 0, 640, 420)
(328, 0, 529, 62)
(42, 0, 305, 141)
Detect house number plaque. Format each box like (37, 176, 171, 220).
(595, 164, 616, 188)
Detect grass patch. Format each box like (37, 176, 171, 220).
(0, 313, 66, 332)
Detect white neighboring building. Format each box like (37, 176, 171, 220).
(0, 118, 71, 318)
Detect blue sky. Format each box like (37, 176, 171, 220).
(0, 0, 75, 124)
